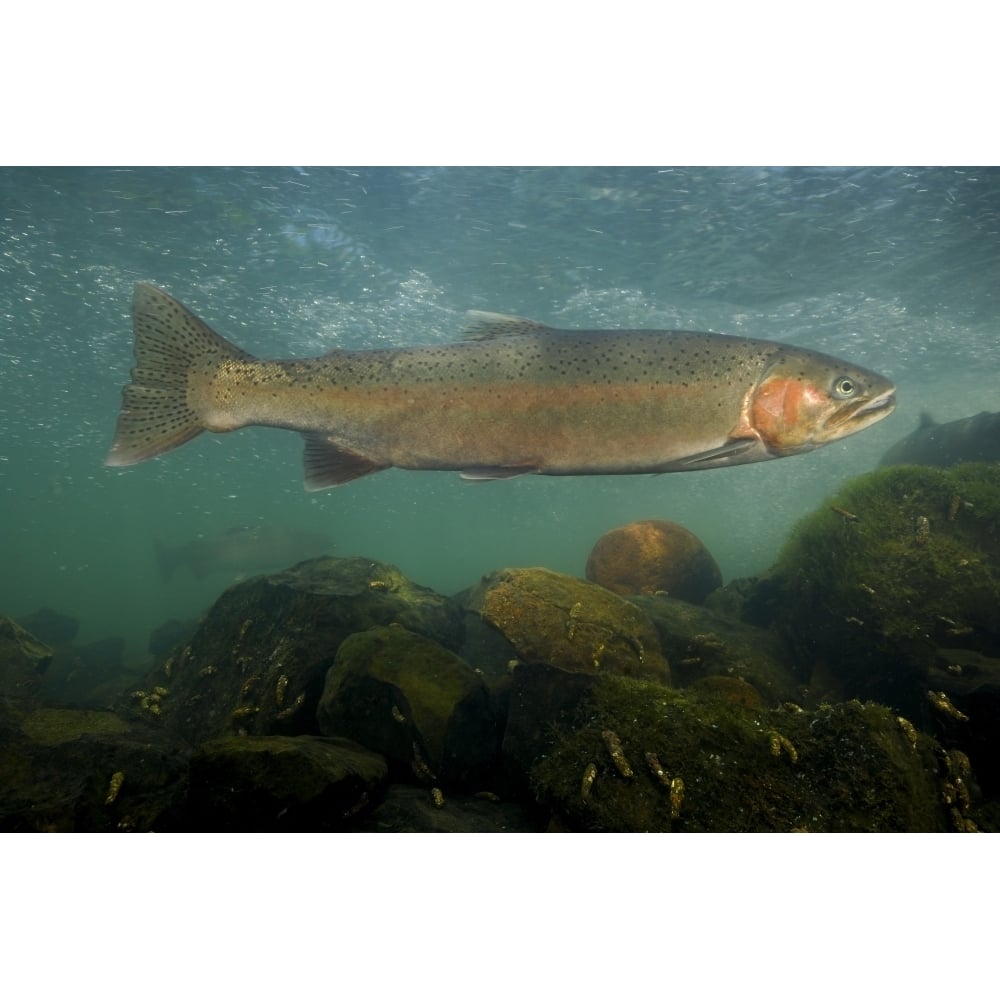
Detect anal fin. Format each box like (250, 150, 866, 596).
(302, 433, 389, 490)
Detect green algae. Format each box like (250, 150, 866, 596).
(19, 708, 132, 745)
(530, 674, 948, 832)
(741, 463, 1000, 717)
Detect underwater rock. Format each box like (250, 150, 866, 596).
(927, 647, 1000, 800)
(629, 593, 799, 703)
(0, 616, 52, 708)
(15, 607, 79, 646)
(316, 623, 497, 789)
(185, 735, 388, 832)
(585, 519, 723, 604)
(317, 624, 497, 787)
(689, 675, 766, 708)
(455, 606, 520, 683)
(0, 707, 188, 832)
(748, 462, 1000, 812)
(466, 567, 670, 684)
(500, 662, 611, 790)
(18, 706, 132, 745)
(753, 464, 1000, 722)
(42, 636, 132, 708)
(531, 676, 955, 832)
(703, 576, 760, 621)
(130, 556, 464, 745)
(148, 618, 197, 657)
(357, 783, 542, 832)
(465, 568, 669, 789)
(931, 647, 1000, 700)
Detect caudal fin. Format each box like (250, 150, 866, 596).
(105, 283, 256, 467)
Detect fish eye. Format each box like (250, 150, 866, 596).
(834, 376, 857, 398)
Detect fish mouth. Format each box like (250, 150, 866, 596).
(826, 387, 897, 433)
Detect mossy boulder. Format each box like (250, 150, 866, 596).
(41, 636, 136, 709)
(18, 707, 132, 744)
(0, 708, 188, 832)
(358, 784, 541, 832)
(629, 593, 799, 704)
(464, 568, 670, 790)
(0, 617, 53, 709)
(185, 735, 388, 831)
(465, 567, 670, 683)
(500, 661, 611, 790)
(14, 607, 79, 646)
(127, 556, 464, 745)
(317, 624, 497, 789)
(531, 675, 959, 832)
(751, 464, 1000, 717)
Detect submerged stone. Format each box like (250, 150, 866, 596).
(185, 735, 388, 832)
(585, 519, 722, 603)
(629, 593, 799, 703)
(357, 784, 541, 833)
(748, 463, 1000, 806)
(317, 623, 497, 789)
(531, 676, 956, 832)
(18, 707, 131, 745)
(464, 567, 670, 790)
(466, 567, 670, 684)
(128, 556, 464, 745)
(0, 616, 52, 708)
(42, 636, 133, 708)
(15, 607, 79, 646)
(752, 464, 1000, 717)
(0, 708, 187, 832)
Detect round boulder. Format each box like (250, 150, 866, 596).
(585, 519, 722, 603)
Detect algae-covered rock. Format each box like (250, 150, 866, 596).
(317, 624, 497, 788)
(0, 617, 52, 708)
(15, 607, 79, 646)
(500, 661, 610, 789)
(752, 464, 1000, 717)
(531, 676, 956, 832)
(464, 568, 669, 790)
(466, 567, 670, 684)
(147, 618, 197, 657)
(185, 735, 388, 831)
(629, 593, 799, 703)
(130, 556, 464, 745)
(0, 708, 188, 832)
(18, 707, 132, 744)
(585, 519, 722, 603)
(358, 784, 541, 833)
(41, 636, 135, 709)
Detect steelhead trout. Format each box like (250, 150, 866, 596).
(879, 410, 1000, 468)
(106, 283, 896, 489)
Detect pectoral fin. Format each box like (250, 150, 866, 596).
(666, 438, 765, 470)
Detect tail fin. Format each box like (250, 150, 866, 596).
(105, 283, 256, 467)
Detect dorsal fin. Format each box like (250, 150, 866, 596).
(460, 310, 553, 341)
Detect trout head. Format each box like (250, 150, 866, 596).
(748, 353, 896, 456)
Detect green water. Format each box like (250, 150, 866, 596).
(2, 167, 998, 662)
